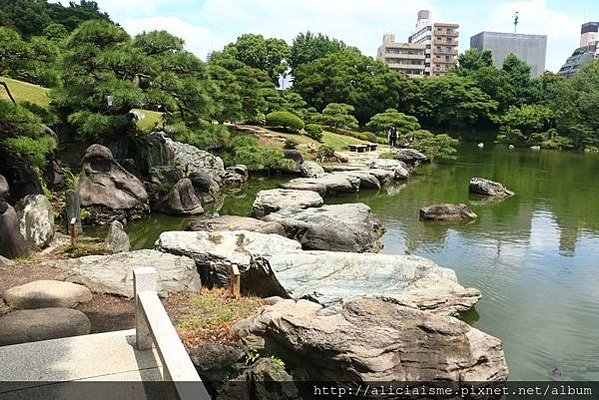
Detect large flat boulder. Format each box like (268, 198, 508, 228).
(15, 194, 54, 250)
(75, 144, 148, 210)
(56, 250, 201, 298)
(3, 280, 92, 310)
(337, 170, 381, 190)
(156, 230, 301, 287)
(280, 174, 360, 197)
(420, 203, 478, 221)
(469, 177, 514, 197)
(394, 148, 428, 164)
(252, 189, 324, 218)
(262, 203, 384, 252)
(370, 159, 409, 179)
(186, 215, 286, 236)
(0, 308, 91, 346)
(0, 201, 28, 259)
(246, 251, 480, 315)
(234, 297, 508, 382)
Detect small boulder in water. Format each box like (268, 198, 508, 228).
(420, 203, 478, 221)
(469, 177, 514, 197)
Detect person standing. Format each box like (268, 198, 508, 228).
(388, 126, 398, 148)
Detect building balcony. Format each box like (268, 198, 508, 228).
(434, 31, 459, 38)
(433, 58, 457, 64)
(385, 52, 425, 59)
(388, 63, 426, 70)
(433, 39, 459, 46)
(433, 48, 458, 56)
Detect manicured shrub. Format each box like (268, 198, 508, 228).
(284, 138, 299, 149)
(304, 123, 323, 141)
(265, 111, 304, 132)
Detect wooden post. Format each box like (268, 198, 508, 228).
(229, 265, 240, 298)
(69, 218, 77, 247)
(65, 189, 82, 235)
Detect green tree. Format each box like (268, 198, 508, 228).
(293, 48, 417, 124)
(0, 100, 56, 169)
(288, 31, 345, 74)
(546, 59, 599, 149)
(414, 74, 498, 129)
(222, 135, 290, 171)
(318, 103, 358, 130)
(366, 108, 420, 136)
(222, 34, 289, 84)
(398, 129, 458, 160)
(456, 49, 493, 74)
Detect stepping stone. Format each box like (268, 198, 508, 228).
(3, 280, 92, 310)
(0, 308, 91, 346)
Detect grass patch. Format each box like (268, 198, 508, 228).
(322, 131, 367, 149)
(166, 289, 263, 349)
(0, 77, 50, 108)
(133, 109, 163, 133)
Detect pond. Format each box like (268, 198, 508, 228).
(93, 144, 599, 381)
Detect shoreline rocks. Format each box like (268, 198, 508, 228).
(252, 189, 323, 218)
(246, 251, 481, 315)
(299, 161, 325, 178)
(469, 177, 514, 197)
(156, 230, 301, 287)
(394, 148, 428, 165)
(15, 194, 54, 250)
(76, 144, 149, 225)
(262, 203, 384, 253)
(57, 249, 201, 298)
(187, 216, 286, 236)
(154, 178, 204, 215)
(104, 220, 130, 253)
(370, 159, 409, 179)
(233, 297, 508, 382)
(420, 203, 478, 221)
(280, 174, 360, 197)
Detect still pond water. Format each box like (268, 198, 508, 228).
(107, 144, 599, 381)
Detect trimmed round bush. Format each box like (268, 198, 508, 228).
(266, 111, 305, 133)
(284, 138, 299, 149)
(304, 123, 323, 141)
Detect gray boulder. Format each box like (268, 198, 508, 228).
(337, 170, 381, 190)
(223, 165, 249, 187)
(154, 178, 204, 215)
(0, 308, 91, 346)
(469, 177, 514, 197)
(155, 230, 301, 287)
(0, 255, 13, 267)
(166, 137, 225, 189)
(104, 220, 130, 253)
(420, 203, 478, 221)
(394, 148, 428, 164)
(187, 215, 286, 236)
(3, 280, 92, 310)
(252, 189, 324, 218)
(263, 203, 384, 252)
(247, 251, 481, 315)
(0, 201, 28, 259)
(0, 174, 8, 201)
(280, 174, 360, 197)
(365, 168, 394, 184)
(370, 159, 409, 179)
(15, 194, 54, 250)
(299, 161, 325, 178)
(234, 297, 508, 382)
(245, 358, 299, 400)
(57, 250, 201, 298)
(76, 144, 148, 210)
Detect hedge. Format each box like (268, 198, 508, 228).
(265, 111, 304, 132)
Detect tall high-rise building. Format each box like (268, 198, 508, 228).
(408, 10, 460, 76)
(559, 22, 599, 78)
(376, 33, 427, 78)
(470, 32, 547, 77)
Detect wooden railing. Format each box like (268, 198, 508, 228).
(133, 267, 211, 400)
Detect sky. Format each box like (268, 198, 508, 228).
(69, 0, 597, 72)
